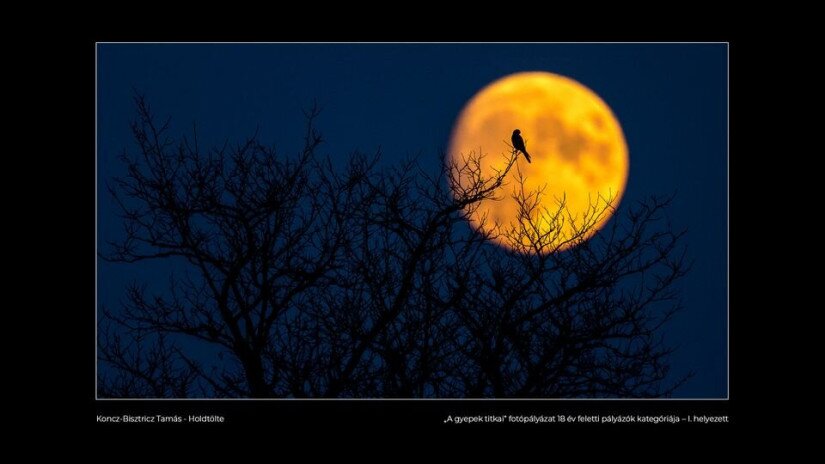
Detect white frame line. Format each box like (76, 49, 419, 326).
(95, 41, 730, 401)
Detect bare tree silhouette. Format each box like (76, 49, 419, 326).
(98, 97, 691, 398)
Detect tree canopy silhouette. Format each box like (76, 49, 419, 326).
(99, 96, 691, 398)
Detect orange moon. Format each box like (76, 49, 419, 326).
(448, 72, 629, 252)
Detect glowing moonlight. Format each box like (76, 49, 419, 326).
(449, 72, 629, 252)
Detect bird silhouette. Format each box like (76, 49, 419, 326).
(511, 129, 531, 163)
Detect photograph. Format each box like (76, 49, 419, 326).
(95, 42, 729, 426)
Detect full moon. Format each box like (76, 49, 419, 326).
(448, 72, 629, 252)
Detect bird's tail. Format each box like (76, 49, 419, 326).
(524, 151, 531, 163)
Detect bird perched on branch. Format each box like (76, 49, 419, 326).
(511, 129, 531, 163)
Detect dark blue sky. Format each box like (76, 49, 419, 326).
(97, 43, 727, 397)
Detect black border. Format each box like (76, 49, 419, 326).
(75, 33, 750, 431)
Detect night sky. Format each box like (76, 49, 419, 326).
(97, 43, 727, 398)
